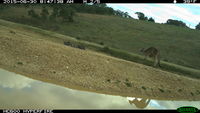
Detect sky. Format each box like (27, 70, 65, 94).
(106, 4, 200, 29)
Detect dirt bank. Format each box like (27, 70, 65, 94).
(0, 25, 200, 101)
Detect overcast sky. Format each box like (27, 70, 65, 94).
(107, 4, 200, 29)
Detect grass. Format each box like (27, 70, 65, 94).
(1, 7, 200, 70)
(1, 6, 200, 70)
(167, 90, 171, 93)
(116, 80, 121, 83)
(0, 6, 200, 79)
(0, 19, 199, 79)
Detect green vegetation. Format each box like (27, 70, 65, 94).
(28, 9, 39, 19)
(124, 82, 132, 87)
(0, 5, 199, 79)
(124, 79, 132, 87)
(148, 17, 155, 23)
(116, 80, 121, 83)
(106, 79, 111, 83)
(142, 86, 147, 90)
(196, 22, 200, 30)
(178, 89, 182, 92)
(135, 12, 148, 21)
(159, 88, 165, 93)
(99, 42, 104, 45)
(165, 19, 188, 28)
(17, 62, 23, 65)
(135, 12, 155, 23)
(40, 7, 49, 20)
(196, 90, 200, 95)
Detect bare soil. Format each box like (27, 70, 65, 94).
(0, 25, 200, 101)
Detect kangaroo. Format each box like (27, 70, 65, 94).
(128, 98, 151, 109)
(140, 47, 161, 67)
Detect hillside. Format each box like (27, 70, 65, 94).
(0, 5, 200, 79)
(0, 19, 200, 101)
(0, 6, 200, 71)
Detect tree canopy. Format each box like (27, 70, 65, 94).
(148, 17, 155, 22)
(165, 19, 188, 28)
(195, 22, 200, 30)
(135, 12, 148, 21)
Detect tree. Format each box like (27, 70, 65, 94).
(104, 7, 114, 15)
(59, 7, 76, 22)
(49, 6, 60, 21)
(94, 3, 107, 8)
(148, 17, 155, 22)
(40, 7, 49, 20)
(114, 10, 123, 17)
(135, 12, 148, 21)
(67, 8, 76, 22)
(0, 5, 11, 10)
(28, 9, 39, 19)
(165, 19, 188, 28)
(195, 22, 200, 30)
(124, 12, 129, 18)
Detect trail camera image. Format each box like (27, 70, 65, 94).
(0, 4, 200, 109)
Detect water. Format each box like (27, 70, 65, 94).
(0, 68, 199, 109)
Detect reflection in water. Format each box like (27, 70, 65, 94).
(127, 97, 151, 109)
(0, 68, 200, 109)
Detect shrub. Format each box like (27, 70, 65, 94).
(142, 86, 146, 90)
(28, 9, 39, 19)
(59, 7, 76, 22)
(77, 45, 86, 50)
(159, 88, 164, 93)
(99, 42, 104, 45)
(106, 79, 111, 83)
(64, 41, 72, 46)
(124, 82, 132, 87)
(17, 62, 23, 65)
(102, 46, 110, 52)
(40, 7, 49, 20)
(178, 89, 182, 92)
(76, 37, 81, 40)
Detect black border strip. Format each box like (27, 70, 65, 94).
(0, 110, 179, 113)
(1, 0, 200, 3)
(86, 0, 177, 3)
